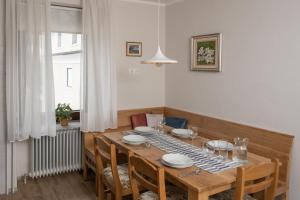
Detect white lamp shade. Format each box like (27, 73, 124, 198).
(142, 46, 178, 65)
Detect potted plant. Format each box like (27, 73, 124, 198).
(55, 103, 73, 126)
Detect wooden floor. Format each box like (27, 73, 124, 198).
(0, 172, 97, 200)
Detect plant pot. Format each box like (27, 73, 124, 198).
(60, 119, 69, 127)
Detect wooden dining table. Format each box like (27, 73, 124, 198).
(101, 131, 270, 200)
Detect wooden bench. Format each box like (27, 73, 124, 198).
(82, 106, 294, 200)
(164, 107, 294, 200)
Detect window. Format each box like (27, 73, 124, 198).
(52, 32, 81, 111)
(57, 33, 62, 47)
(66, 68, 73, 87)
(72, 34, 77, 44)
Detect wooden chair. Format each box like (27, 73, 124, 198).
(236, 158, 280, 200)
(128, 152, 187, 200)
(94, 136, 132, 200)
(212, 159, 280, 200)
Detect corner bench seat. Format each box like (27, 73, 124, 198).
(83, 107, 294, 200)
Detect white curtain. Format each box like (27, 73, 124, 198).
(81, 0, 117, 132)
(6, 0, 56, 141)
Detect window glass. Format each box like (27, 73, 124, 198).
(52, 32, 81, 110)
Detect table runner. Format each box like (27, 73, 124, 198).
(129, 131, 242, 173)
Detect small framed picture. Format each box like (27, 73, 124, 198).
(126, 42, 142, 57)
(191, 33, 222, 72)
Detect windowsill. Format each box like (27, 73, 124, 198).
(56, 121, 80, 130)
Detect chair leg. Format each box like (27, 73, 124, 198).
(98, 181, 105, 200)
(95, 172, 99, 196)
(111, 193, 115, 200)
(115, 192, 122, 200)
(83, 161, 88, 181)
(281, 192, 289, 200)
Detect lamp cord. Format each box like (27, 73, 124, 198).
(157, 0, 160, 47)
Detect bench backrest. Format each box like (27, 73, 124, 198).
(164, 107, 294, 184)
(83, 107, 164, 150)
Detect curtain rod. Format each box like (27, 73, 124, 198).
(51, 2, 82, 10)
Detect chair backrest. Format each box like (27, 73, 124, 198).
(235, 159, 280, 200)
(94, 136, 122, 192)
(165, 116, 187, 128)
(131, 113, 147, 129)
(128, 152, 167, 200)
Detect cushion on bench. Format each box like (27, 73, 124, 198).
(131, 113, 147, 129)
(165, 116, 187, 129)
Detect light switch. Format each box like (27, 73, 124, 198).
(128, 68, 138, 75)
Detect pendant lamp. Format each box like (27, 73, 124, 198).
(142, 0, 178, 66)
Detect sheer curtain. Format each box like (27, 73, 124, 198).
(6, 0, 56, 141)
(81, 0, 118, 132)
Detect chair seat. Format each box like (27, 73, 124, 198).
(211, 189, 256, 200)
(139, 185, 187, 200)
(103, 164, 130, 190)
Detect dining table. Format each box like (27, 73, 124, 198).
(101, 129, 270, 200)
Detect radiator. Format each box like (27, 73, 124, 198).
(29, 125, 82, 178)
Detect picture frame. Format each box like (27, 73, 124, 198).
(191, 33, 222, 72)
(126, 42, 142, 57)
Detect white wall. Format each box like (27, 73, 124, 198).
(165, 0, 300, 198)
(0, 0, 7, 194)
(112, 0, 166, 109)
(16, 0, 166, 178)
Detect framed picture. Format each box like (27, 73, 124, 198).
(126, 42, 142, 57)
(191, 33, 222, 72)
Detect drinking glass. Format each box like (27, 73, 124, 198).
(152, 125, 159, 134)
(205, 141, 215, 156)
(217, 140, 229, 160)
(233, 137, 249, 163)
(189, 127, 198, 145)
(122, 131, 131, 136)
(145, 141, 151, 149)
(198, 140, 205, 152)
(158, 117, 166, 133)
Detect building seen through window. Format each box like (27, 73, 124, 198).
(52, 32, 81, 111)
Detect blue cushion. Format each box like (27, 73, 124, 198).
(165, 117, 187, 129)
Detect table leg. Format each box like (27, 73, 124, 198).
(188, 188, 209, 200)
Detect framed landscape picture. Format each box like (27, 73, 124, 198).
(126, 42, 142, 57)
(191, 33, 222, 71)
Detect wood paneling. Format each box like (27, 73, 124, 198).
(117, 107, 164, 128)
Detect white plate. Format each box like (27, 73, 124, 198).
(161, 153, 194, 168)
(171, 129, 191, 138)
(122, 135, 146, 145)
(207, 140, 233, 151)
(134, 126, 155, 135)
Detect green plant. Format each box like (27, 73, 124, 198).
(55, 103, 73, 121)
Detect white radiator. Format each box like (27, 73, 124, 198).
(29, 125, 82, 178)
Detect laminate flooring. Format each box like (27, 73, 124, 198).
(0, 172, 96, 200)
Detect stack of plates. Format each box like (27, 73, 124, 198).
(207, 140, 233, 151)
(161, 153, 194, 168)
(134, 126, 155, 135)
(122, 135, 146, 145)
(171, 129, 191, 138)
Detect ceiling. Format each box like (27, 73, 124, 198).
(121, 0, 184, 6)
